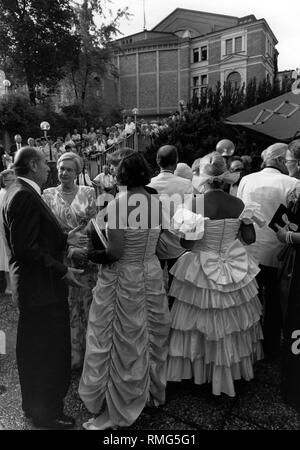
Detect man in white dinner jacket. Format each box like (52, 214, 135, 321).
(149, 145, 193, 308)
(237, 143, 300, 360)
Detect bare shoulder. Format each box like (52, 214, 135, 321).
(224, 192, 245, 214)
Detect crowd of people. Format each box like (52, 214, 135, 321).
(0, 115, 174, 174)
(1, 136, 300, 430)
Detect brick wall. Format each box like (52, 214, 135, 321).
(208, 40, 221, 65)
(140, 74, 157, 109)
(159, 50, 178, 72)
(139, 52, 157, 73)
(247, 63, 266, 84)
(120, 76, 137, 109)
(208, 71, 221, 90)
(119, 54, 136, 75)
(247, 30, 265, 57)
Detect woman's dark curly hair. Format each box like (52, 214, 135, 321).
(116, 151, 152, 188)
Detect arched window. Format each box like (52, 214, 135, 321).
(227, 71, 242, 89)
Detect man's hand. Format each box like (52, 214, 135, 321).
(62, 267, 85, 288)
(71, 248, 88, 267)
(67, 225, 89, 247)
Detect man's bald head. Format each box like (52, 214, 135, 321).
(156, 145, 178, 170)
(13, 146, 44, 176)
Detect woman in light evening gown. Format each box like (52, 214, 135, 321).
(167, 152, 265, 397)
(79, 151, 171, 430)
(43, 152, 97, 370)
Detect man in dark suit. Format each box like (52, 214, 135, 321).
(9, 134, 23, 161)
(2, 146, 86, 429)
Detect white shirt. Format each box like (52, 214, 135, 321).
(149, 171, 194, 259)
(18, 177, 41, 196)
(237, 168, 300, 267)
(94, 173, 115, 189)
(125, 122, 136, 135)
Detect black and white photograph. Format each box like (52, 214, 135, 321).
(1, 0, 300, 436)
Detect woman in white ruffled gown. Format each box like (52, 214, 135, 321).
(167, 152, 264, 397)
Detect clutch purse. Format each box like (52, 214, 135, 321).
(268, 204, 298, 233)
(86, 219, 108, 251)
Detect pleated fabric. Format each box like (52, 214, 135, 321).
(167, 218, 264, 397)
(79, 229, 171, 427)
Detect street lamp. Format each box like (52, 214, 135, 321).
(40, 121, 53, 161)
(3, 79, 11, 95)
(2, 80, 11, 153)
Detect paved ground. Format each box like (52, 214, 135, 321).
(1, 293, 300, 431)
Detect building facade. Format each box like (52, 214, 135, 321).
(112, 8, 278, 118)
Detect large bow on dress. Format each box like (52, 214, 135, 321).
(200, 239, 248, 285)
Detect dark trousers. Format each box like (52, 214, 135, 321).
(160, 258, 177, 309)
(256, 265, 282, 358)
(0, 271, 6, 293)
(17, 301, 71, 420)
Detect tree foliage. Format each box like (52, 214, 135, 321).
(66, 0, 129, 104)
(0, 0, 80, 104)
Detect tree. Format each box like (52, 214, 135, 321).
(0, 0, 80, 104)
(66, 0, 129, 105)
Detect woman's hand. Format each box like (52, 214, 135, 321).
(68, 225, 89, 247)
(274, 223, 287, 243)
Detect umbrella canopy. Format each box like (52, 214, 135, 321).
(225, 91, 300, 141)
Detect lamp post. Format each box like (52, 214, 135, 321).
(3, 79, 11, 96)
(132, 108, 139, 150)
(40, 121, 56, 187)
(2, 80, 11, 152)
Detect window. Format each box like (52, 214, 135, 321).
(201, 75, 208, 85)
(227, 71, 242, 90)
(226, 39, 233, 55)
(192, 75, 207, 98)
(201, 46, 208, 61)
(235, 37, 242, 53)
(193, 48, 199, 63)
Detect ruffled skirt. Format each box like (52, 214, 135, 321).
(167, 251, 264, 397)
(79, 259, 171, 427)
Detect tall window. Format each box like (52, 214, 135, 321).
(227, 71, 242, 89)
(226, 39, 233, 55)
(192, 76, 199, 97)
(201, 46, 208, 61)
(201, 75, 208, 85)
(235, 36, 242, 53)
(193, 48, 199, 63)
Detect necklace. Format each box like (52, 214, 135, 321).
(60, 186, 77, 195)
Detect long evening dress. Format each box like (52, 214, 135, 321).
(43, 185, 97, 369)
(167, 206, 264, 397)
(79, 223, 171, 427)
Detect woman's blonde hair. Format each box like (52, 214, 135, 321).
(200, 151, 226, 177)
(57, 152, 83, 175)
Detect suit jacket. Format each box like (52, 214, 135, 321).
(2, 178, 68, 309)
(149, 171, 193, 260)
(9, 143, 22, 159)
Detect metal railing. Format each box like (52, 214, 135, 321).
(85, 132, 137, 178)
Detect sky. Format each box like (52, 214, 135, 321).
(106, 0, 300, 71)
